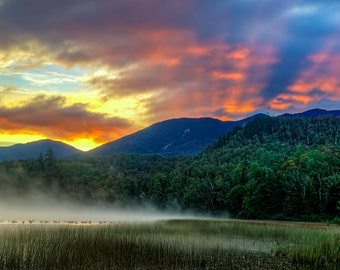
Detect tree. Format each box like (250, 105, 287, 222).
(305, 149, 328, 212)
(324, 174, 340, 217)
(44, 148, 57, 172)
(43, 147, 59, 187)
(225, 184, 245, 217)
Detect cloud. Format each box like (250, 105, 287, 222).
(289, 52, 340, 98)
(254, 1, 340, 113)
(0, 95, 132, 144)
(1, 0, 340, 142)
(136, 42, 277, 122)
(267, 22, 340, 112)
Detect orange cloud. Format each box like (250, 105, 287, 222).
(138, 41, 277, 122)
(186, 45, 210, 55)
(267, 36, 340, 112)
(214, 44, 277, 116)
(289, 52, 340, 98)
(269, 93, 314, 110)
(225, 48, 250, 60)
(0, 95, 133, 146)
(211, 71, 245, 80)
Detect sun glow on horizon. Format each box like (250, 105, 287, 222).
(65, 138, 101, 152)
(0, 134, 46, 148)
(0, 135, 108, 152)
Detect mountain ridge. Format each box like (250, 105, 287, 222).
(0, 139, 81, 162)
(279, 108, 340, 118)
(1, 108, 340, 161)
(88, 114, 269, 157)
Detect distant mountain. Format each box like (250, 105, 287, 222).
(0, 139, 82, 161)
(279, 108, 340, 118)
(89, 114, 268, 157)
(2, 108, 339, 161)
(91, 108, 340, 157)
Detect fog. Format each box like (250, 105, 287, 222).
(0, 192, 217, 223)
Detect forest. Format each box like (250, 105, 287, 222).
(1, 115, 340, 223)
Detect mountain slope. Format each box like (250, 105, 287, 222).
(195, 114, 340, 221)
(90, 118, 231, 157)
(203, 113, 340, 161)
(279, 108, 340, 118)
(2, 108, 339, 161)
(89, 114, 268, 157)
(90, 108, 340, 158)
(0, 139, 82, 161)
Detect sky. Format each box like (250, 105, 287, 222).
(1, 0, 340, 151)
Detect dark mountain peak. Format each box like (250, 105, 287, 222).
(6, 139, 72, 150)
(148, 117, 227, 128)
(90, 117, 233, 157)
(301, 108, 327, 115)
(89, 114, 267, 157)
(279, 108, 340, 118)
(0, 139, 81, 161)
(247, 112, 269, 118)
(236, 113, 269, 124)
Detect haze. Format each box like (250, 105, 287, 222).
(0, 192, 211, 223)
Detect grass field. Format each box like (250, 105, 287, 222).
(0, 219, 339, 269)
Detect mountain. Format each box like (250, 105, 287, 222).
(194, 113, 340, 221)
(205, 111, 340, 158)
(2, 108, 339, 161)
(89, 114, 268, 157)
(89, 108, 340, 157)
(0, 139, 82, 161)
(279, 108, 340, 118)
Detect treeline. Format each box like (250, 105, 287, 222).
(0, 116, 339, 222)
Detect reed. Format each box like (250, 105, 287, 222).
(0, 219, 338, 269)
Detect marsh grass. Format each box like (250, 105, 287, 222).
(0, 219, 338, 269)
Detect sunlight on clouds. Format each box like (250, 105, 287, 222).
(0, 34, 278, 150)
(0, 133, 46, 147)
(2, 0, 340, 150)
(95, 94, 154, 127)
(269, 93, 314, 110)
(3, 66, 88, 93)
(88, 67, 120, 79)
(66, 138, 99, 152)
(0, 85, 149, 150)
(0, 45, 91, 95)
(0, 87, 36, 106)
(224, 48, 250, 60)
(21, 70, 79, 88)
(289, 52, 340, 99)
(0, 42, 50, 71)
(65, 88, 152, 128)
(223, 95, 263, 115)
(210, 44, 277, 118)
(211, 71, 245, 80)
(74, 66, 153, 127)
(268, 36, 340, 112)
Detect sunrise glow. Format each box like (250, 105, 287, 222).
(1, 1, 340, 150)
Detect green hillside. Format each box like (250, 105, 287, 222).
(1, 116, 339, 223)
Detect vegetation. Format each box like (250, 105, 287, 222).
(1, 116, 340, 222)
(0, 220, 338, 269)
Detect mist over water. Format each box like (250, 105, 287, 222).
(0, 192, 217, 223)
